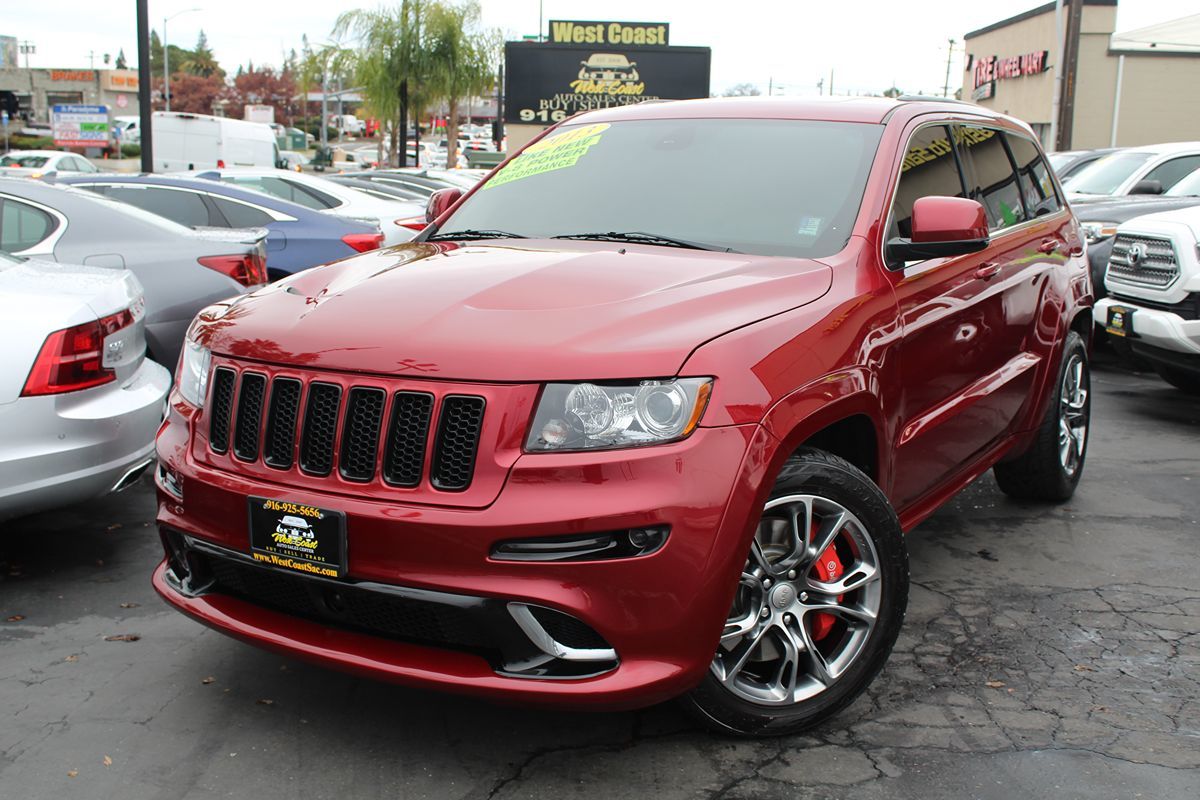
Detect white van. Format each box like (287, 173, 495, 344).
(152, 111, 281, 172)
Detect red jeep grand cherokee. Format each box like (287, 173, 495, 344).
(155, 97, 1092, 735)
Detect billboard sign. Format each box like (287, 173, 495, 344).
(504, 42, 710, 124)
(548, 20, 669, 46)
(52, 104, 109, 147)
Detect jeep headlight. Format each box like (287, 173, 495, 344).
(526, 378, 713, 452)
(1080, 221, 1119, 245)
(177, 338, 212, 408)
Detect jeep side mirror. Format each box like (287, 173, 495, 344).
(886, 196, 990, 266)
(1129, 179, 1163, 195)
(425, 187, 463, 225)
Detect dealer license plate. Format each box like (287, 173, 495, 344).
(1106, 305, 1135, 338)
(248, 497, 346, 578)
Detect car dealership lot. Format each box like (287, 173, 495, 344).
(1, 352, 1196, 800)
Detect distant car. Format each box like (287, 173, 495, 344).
(185, 167, 422, 246)
(0, 177, 266, 368)
(60, 174, 383, 279)
(323, 174, 430, 202)
(1046, 148, 1119, 182)
(152, 112, 281, 171)
(0, 251, 170, 520)
(350, 169, 482, 199)
(278, 151, 310, 172)
(0, 150, 100, 178)
(1063, 142, 1200, 200)
(112, 116, 142, 145)
(1072, 166, 1200, 300)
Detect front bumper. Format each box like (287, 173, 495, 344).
(0, 359, 170, 519)
(1095, 296, 1200, 356)
(155, 411, 771, 709)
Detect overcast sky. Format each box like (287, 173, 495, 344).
(9, 0, 1195, 96)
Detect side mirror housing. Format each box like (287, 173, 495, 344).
(425, 187, 463, 225)
(886, 196, 990, 266)
(1129, 179, 1163, 195)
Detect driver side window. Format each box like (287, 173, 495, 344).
(888, 125, 966, 241)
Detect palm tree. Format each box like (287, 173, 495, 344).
(425, 1, 498, 168)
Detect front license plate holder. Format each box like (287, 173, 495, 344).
(248, 497, 346, 578)
(1105, 305, 1135, 338)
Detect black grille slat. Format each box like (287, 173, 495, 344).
(264, 378, 302, 469)
(431, 395, 485, 491)
(208, 367, 237, 454)
(339, 388, 386, 482)
(233, 373, 267, 461)
(299, 383, 342, 476)
(383, 391, 434, 487)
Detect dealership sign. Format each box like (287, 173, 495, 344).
(504, 42, 710, 124)
(549, 20, 669, 46)
(972, 50, 1049, 89)
(51, 104, 108, 147)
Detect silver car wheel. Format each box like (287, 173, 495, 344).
(711, 494, 883, 706)
(1058, 352, 1089, 477)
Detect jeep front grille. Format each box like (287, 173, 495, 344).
(1107, 234, 1179, 289)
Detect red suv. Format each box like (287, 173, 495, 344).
(155, 97, 1092, 736)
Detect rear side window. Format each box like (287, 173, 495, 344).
(226, 176, 338, 210)
(1005, 134, 1062, 217)
(889, 125, 965, 240)
(1143, 155, 1200, 192)
(956, 126, 1024, 232)
(0, 198, 55, 251)
(212, 197, 274, 228)
(106, 186, 210, 228)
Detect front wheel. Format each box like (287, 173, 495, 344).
(683, 448, 909, 736)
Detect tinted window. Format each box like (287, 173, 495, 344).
(1005, 133, 1061, 217)
(444, 118, 884, 259)
(1143, 155, 1200, 192)
(957, 126, 1024, 232)
(106, 186, 210, 228)
(212, 196, 274, 227)
(0, 199, 55, 251)
(889, 125, 965, 240)
(1064, 152, 1152, 195)
(1165, 167, 1200, 197)
(226, 176, 338, 210)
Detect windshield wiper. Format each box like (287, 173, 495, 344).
(425, 229, 527, 241)
(552, 231, 738, 253)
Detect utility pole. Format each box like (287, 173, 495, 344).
(816, 78, 823, 96)
(1049, 0, 1064, 149)
(768, 77, 773, 96)
(136, 0, 153, 171)
(942, 39, 956, 97)
(19, 41, 35, 122)
(1055, 0, 1083, 150)
(829, 69, 835, 97)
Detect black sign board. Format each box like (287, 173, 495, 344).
(504, 42, 711, 124)
(548, 20, 669, 46)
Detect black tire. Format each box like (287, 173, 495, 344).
(1156, 366, 1200, 396)
(682, 447, 909, 737)
(993, 331, 1090, 501)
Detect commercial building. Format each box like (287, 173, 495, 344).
(0, 66, 141, 126)
(963, 1, 1200, 150)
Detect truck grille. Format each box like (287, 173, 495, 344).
(1107, 234, 1179, 289)
(207, 369, 486, 492)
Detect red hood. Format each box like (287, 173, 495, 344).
(193, 240, 833, 382)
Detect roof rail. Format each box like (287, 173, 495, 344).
(897, 94, 973, 105)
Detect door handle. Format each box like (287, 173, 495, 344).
(975, 262, 1001, 280)
(1037, 239, 1060, 254)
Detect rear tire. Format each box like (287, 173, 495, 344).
(993, 331, 1089, 501)
(1156, 366, 1200, 395)
(682, 448, 908, 737)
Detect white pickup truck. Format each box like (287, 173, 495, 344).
(1096, 206, 1200, 394)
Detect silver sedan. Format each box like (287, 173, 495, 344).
(0, 252, 169, 520)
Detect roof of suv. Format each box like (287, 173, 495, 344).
(574, 96, 1010, 126)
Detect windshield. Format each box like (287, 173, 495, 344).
(1064, 152, 1151, 195)
(1165, 167, 1200, 197)
(1046, 153, 1074, 172)
(1, 155, 50, 168)
(441, 118, 883, 258)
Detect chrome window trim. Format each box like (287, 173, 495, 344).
(74, 181, 298, 223)
(0, 191, 69, 257)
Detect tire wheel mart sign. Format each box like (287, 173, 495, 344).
(52, 104, 109, 148)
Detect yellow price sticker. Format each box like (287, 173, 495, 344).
(484, 123, 610, 189)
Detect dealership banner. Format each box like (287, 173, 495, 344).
(504, 42, 710, 124)
(51, 104, 109, 147)
(549, 20, 669, 46)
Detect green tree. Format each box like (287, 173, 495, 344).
(424, 1, 499, 168)
(182, 30, 223, 78)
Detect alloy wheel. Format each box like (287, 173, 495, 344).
(1058, 352, 1089, 477)
(711, 494, 882, 706)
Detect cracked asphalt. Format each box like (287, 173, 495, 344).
(2, 351, 1198, 799)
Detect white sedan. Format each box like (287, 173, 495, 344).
(184, 167, 423, 246)
(0, 150, 101, 178)
(0, 252, 170, 520)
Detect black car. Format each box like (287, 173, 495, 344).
(1073, 166, 1200, 300)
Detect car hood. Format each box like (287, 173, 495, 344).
(1117, 206, 1200, 240)
(194, 240, 834, 381)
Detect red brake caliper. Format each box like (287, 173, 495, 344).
(809, 544, 844, 640)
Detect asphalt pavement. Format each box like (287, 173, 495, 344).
(2, 351, 1197, 800)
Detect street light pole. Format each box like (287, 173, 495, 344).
(163, 8, 201, 112)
